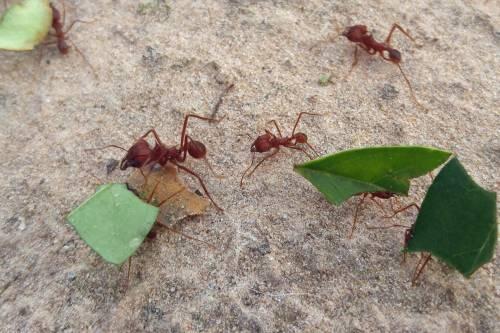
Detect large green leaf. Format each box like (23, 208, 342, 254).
(67, 184, 159, 265)
(294, 146, 452, 205)
(0, 0, 52, 51)
(406, 158, 497, 277)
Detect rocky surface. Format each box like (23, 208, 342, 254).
(0, 0, 498, 332)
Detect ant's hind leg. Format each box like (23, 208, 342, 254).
(384, 203, 420, 219)
(411, 253, 432, 285)
(240, 152, 256, 188)
(172, 162, 223, 211)
(350, 193, 368, 238)
(246, 149, 279, 179)
(285, 146, 313, 160)
(344, 45, 360, 80)
(291, 112, 322, 136)
(385, 23, 415, 45)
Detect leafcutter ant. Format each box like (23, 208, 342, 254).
(240, 112, 320, 187)
(97, 114, 224, 210)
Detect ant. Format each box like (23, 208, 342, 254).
(367, 220, 432, 285)
(100, 114, 224, 211)
(314, 23, 425, 111)
(350, 191, 420, 238)
(342, 24, 426, 110)
(240, 112, 320, 187)
(42, 1, 95, 74)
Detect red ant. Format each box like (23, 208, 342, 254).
(367, 219, 432, 285)
(342, 24, 426, 110)
(42, 1, 95, 74)
(314, 23, 425, 111)
(350, 191, 420, 238)
(240, 112, 320, 187)
(100, 114, 224, 211)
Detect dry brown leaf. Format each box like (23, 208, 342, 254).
(127, 165, 210, 225)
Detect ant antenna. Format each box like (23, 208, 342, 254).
(84, 144, 127, 152)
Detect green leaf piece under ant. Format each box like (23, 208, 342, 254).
(405, 157, 497, 280)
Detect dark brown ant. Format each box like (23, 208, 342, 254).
(341, 24, 426, 111)
(100, 114, 224, 211)
(240, 112, 320, 187)
(42, 1, 95, 74)
(350, 191, 419, 238)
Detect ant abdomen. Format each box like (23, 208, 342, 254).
(387, 48, 402, 63)
(187, 140, 207, 159)
(294, 132, 308, 144)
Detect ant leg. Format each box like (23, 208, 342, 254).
(305, 142, 320, 157)
(411, 253, 432, 285)
(202, 158, 224, 179)
(344, 45, 360, 80)
(64, 19, 96, 35)
(368, 196, 388, 215)
(349, 193, 368, 238)
(139, 129, 163, 145)
(285, 145, 313, 160)
(68, 39, 97, 78)
(385, 23, 415, 45)
(240, 152, 256, 188)
(291, 112, 322, 136)
(396, 63, 427, 112)
(172, 161, 223, 211)
(267, 120, 283, 137)
(384, 203, 420, 219)
(246, 148, 280, 179)
(125, 256, 132, 288)
(180, 114, 224, 149)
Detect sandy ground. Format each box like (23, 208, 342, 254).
(0, 0, 499, 332)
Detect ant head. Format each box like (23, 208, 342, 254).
(187, 140, 207, 159)
(342, 25, 367, 41)
(251, 133, 273, 153)
(387, 48, 402, 63)
(294, 132, 308, 144)
(120, 139, 152, 170)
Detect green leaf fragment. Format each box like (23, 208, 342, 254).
(406, 157, 497, 277)
(294, 146, 452, 205)
(67, 184, 159, 265)
(0, 0, 52, 51)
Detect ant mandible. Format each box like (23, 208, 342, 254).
(240, 112, 320, 187)
(341, 24, 426, 111)
(106, 114, 224, 211)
